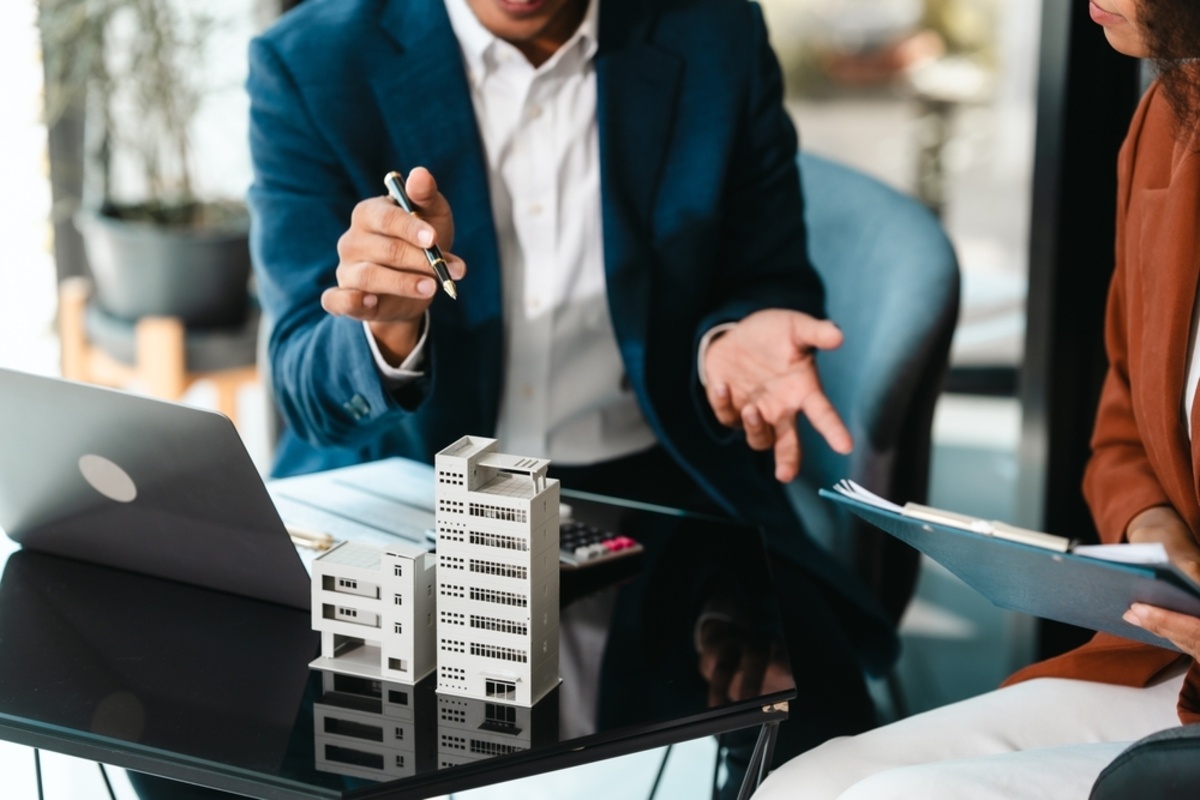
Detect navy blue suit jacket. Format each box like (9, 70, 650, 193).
(248, 0, 894, 663)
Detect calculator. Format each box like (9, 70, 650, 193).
(558, 514, 643, 570)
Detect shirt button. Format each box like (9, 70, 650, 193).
(521, 385, 534, 399)
(528, 105, 543, 119)
(528, 203, 543, 216)
(526, 296, 541, 312)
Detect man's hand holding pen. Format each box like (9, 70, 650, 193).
(321, 167, 466, 366)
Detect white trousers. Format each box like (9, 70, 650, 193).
(752, 669, 1187, 800)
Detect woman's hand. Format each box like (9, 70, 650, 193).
(1122, 505, 1200, 658)
(1124, 603, 1200, 660)
(1126, 505, 1200, 584)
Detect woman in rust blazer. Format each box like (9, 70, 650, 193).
(753, 2, 1200, 798)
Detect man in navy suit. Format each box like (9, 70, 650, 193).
(248, 0, 895, 773)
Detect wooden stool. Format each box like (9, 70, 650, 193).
(59, 276, 260, 427)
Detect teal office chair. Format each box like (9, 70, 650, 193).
(788, 151, 961, 715)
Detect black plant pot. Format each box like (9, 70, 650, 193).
(75, 207, 253, 329)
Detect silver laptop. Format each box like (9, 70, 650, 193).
(0, 367, 310, 609)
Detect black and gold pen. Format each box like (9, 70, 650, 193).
(383, 170, 458, 300)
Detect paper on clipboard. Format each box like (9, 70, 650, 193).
(833, 480, 1070, 552)
(822, 482, 1200, 651)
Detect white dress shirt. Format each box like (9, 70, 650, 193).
(1185, 285, 1200, 440)
(369, 0, 658, 465)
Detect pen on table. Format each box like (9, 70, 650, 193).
(383, 170, 458, 300)
(286, 524, 335, 552)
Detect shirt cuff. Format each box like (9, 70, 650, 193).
(697, 322, 738, 387)
(363, 312, 428, 385)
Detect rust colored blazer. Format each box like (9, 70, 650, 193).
(1005, 81, 1200, 722)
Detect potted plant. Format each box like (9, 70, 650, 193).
(39, 0, 252, 329)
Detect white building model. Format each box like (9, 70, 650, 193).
(312, 671, 434, 781)
(434, 436, 560, 707)
(310, 539, 437, 684)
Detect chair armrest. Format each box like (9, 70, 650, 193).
(1090, 724, 1200, 799)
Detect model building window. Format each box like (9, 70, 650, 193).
(394, 565, 403, 577)
(485, 703, 517, 726)
(485, 679, 516, 700)
(471, 740, 522, 756)
(480, 704, 521, 734)
(394, 622, 403, 634)
(394, 594, 403, 605)
(471, 643, 528, 663)
(469, 502, 527, 523)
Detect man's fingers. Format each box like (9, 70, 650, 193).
(790, 314, 844, 353)
(350, 197, 439, 252)
(735, 645, 769, 701)
(343, 168, 455, 264)
(321, 287, 379, 319)
(405, 167, 443, 211)
(707, 645, 740, 708)
(444, 253, 467, 281)
(336, 260, 438, 300)
(772, 418, 801, 483)
(742, 405, 775, 451)
(322, 285, 429, 324)
(802, 390, 853, 455)
(708, 383, 741, 428)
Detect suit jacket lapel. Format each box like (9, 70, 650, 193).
(595, 0, 681, 386)
(370, 0, 502, 333)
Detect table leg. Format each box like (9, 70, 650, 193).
(735, 722, 780, 800)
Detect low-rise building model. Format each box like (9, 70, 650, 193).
(312, 670, 436, 781)
(310, 539, 437, 684)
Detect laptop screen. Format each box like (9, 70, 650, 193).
(0, 368, 310, 609)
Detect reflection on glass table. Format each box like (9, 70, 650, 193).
(0, 493, 794, 799)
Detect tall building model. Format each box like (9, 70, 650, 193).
(435, 690, 559, 769)
(310, 539, 437, 684)
(434, 436, 560, 707)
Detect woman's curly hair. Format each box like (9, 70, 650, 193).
(1142, 0, 1200, 136)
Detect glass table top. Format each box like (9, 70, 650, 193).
(0, 493, 794, 799)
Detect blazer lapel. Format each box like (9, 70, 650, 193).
(595, 0, 681, 386)
(1133, 151, 1200, 523)
(370, 0, 502, 333)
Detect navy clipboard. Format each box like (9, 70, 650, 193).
(820, 488, 1200, 651)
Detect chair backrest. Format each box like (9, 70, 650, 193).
(789, 151, 961, 625)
